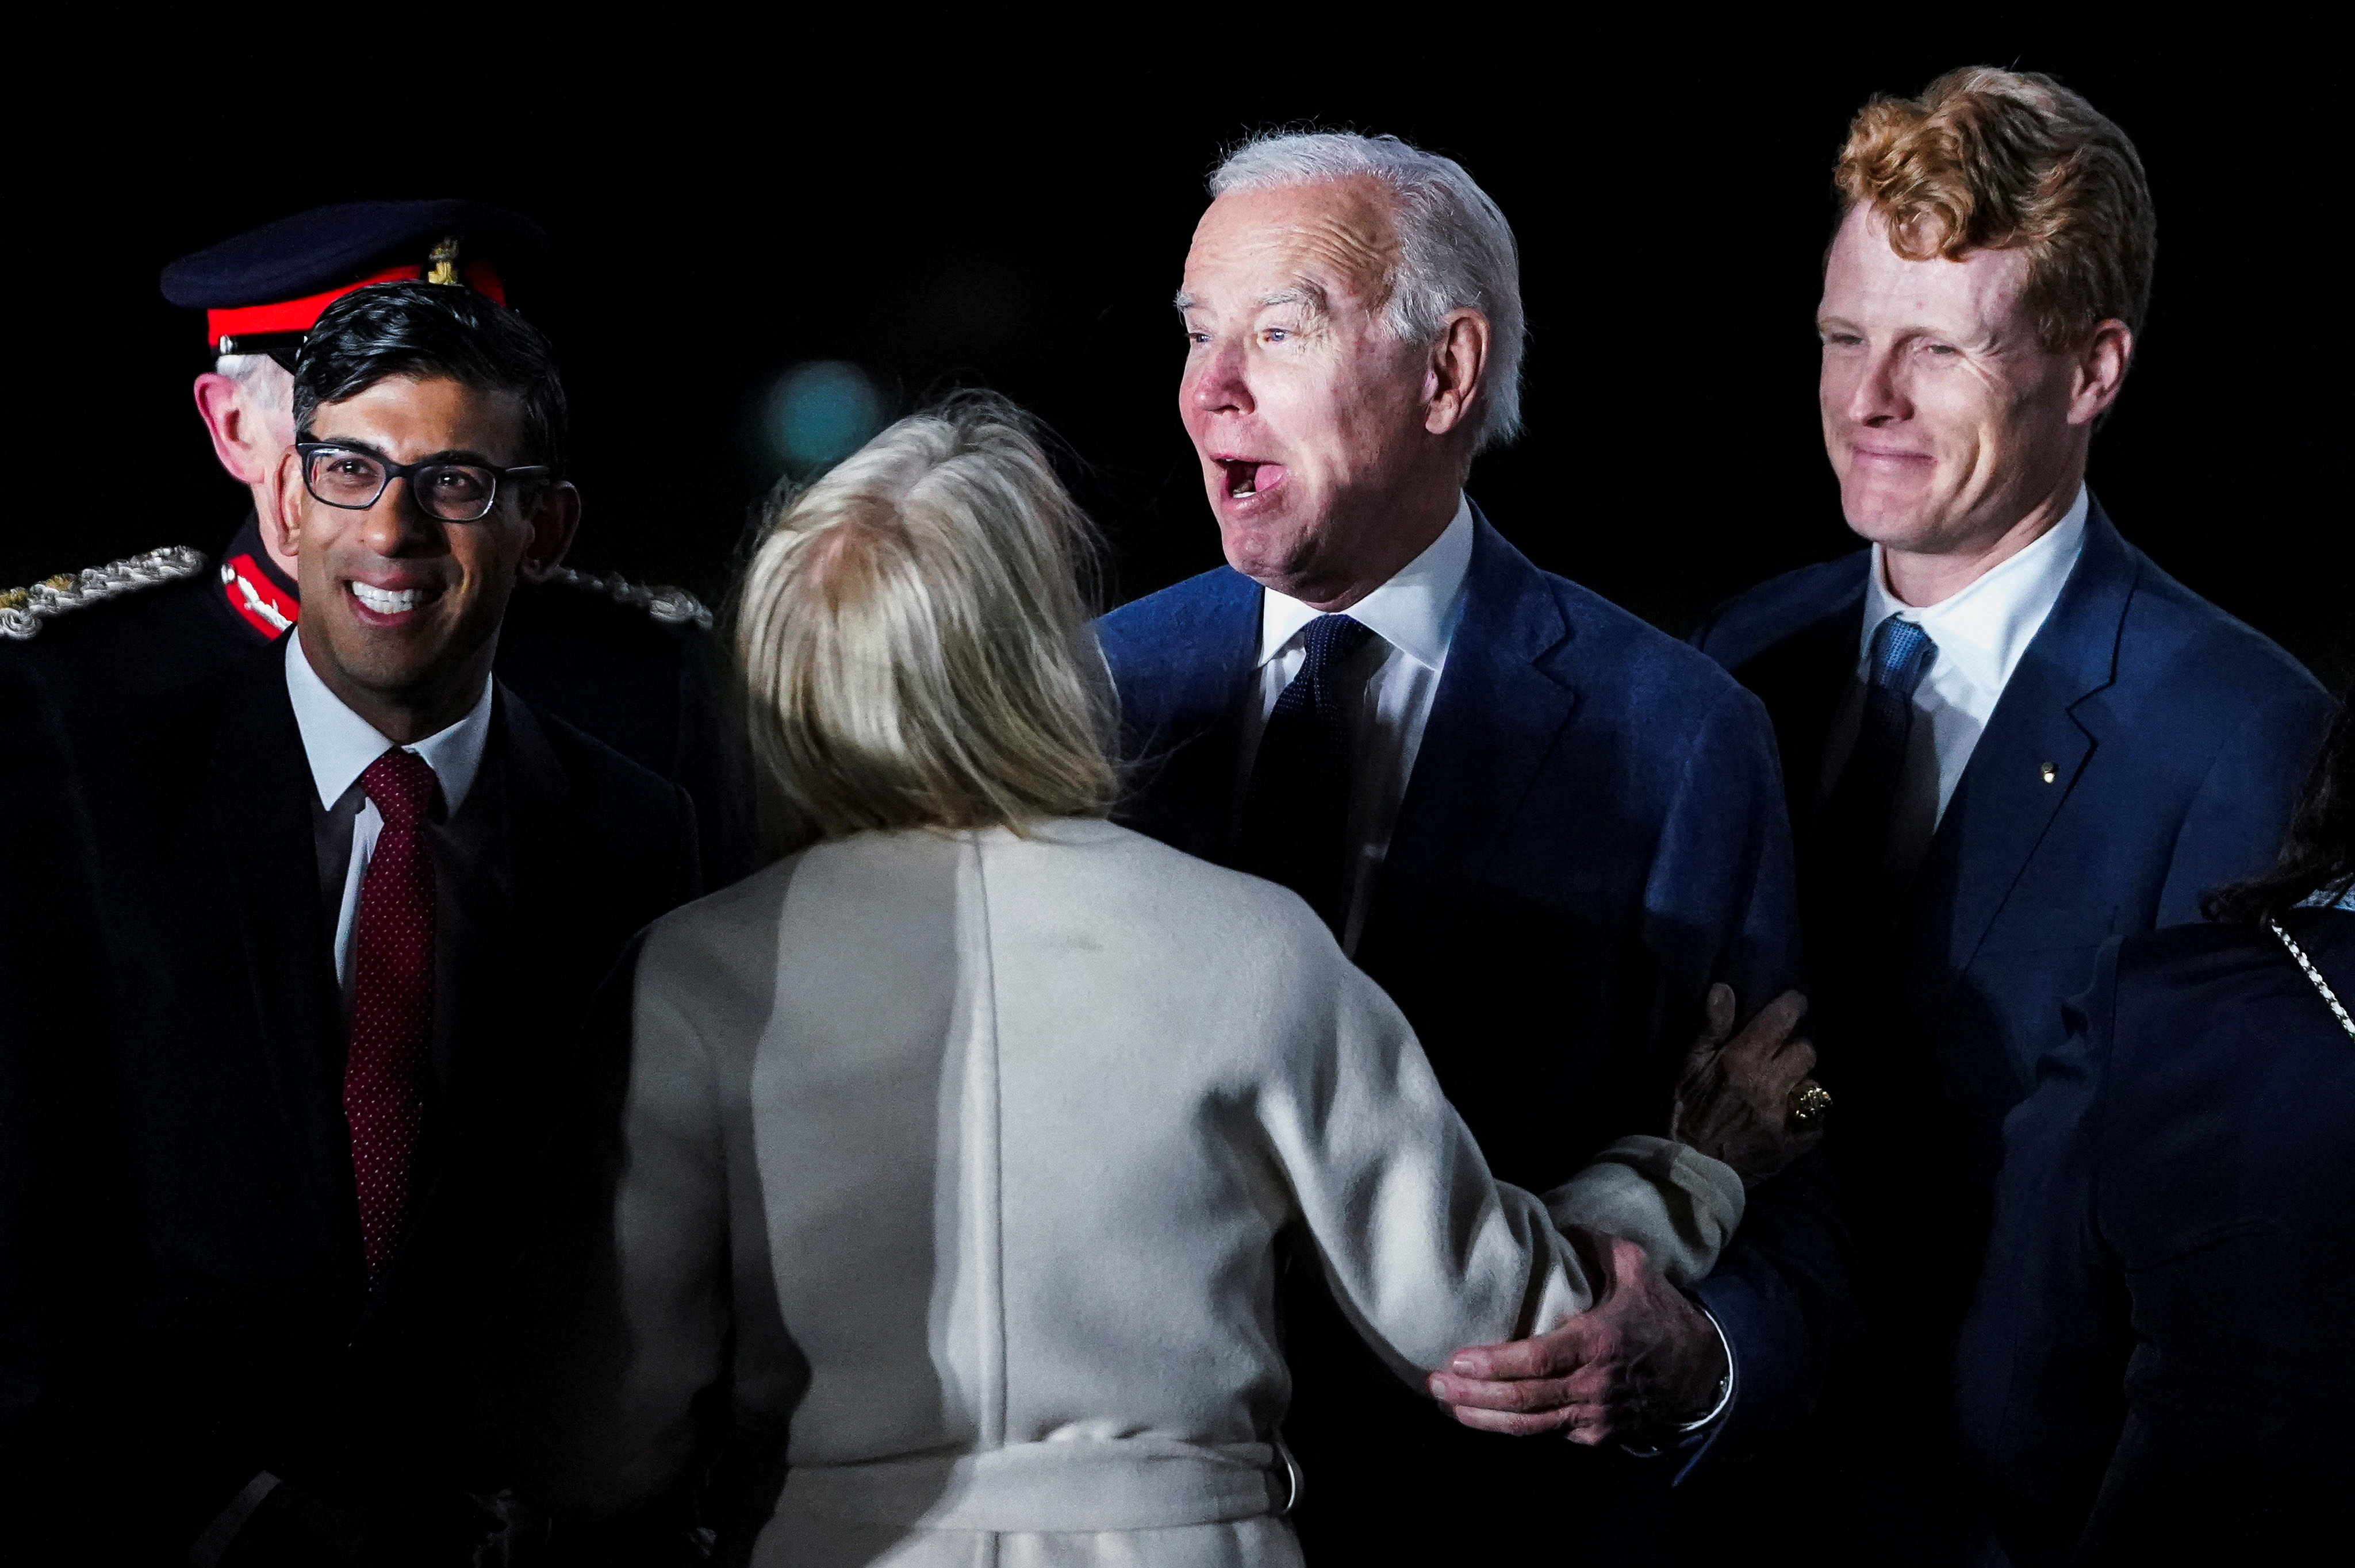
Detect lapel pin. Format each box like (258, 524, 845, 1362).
(2040, 762, 2058, 783)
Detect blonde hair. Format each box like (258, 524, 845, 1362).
(1834, 66, 2155, 348)
(734, 393, 1118, 855)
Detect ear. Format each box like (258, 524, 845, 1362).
(193, 372, 271, 483)
(2066, 319, 2134, 427)
(270, 445, 307, 560)
(517, 482, 582, 583)
(1423, 309, 1493, 439)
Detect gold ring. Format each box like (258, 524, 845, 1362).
(1789, 1081, 1833, 1127)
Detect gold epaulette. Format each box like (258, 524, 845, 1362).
(543, 566, 714, 632)
(1, 546, 209, 643)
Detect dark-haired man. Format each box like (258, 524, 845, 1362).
(2, 283, 701, 1565)
(1, 201, 751, 890)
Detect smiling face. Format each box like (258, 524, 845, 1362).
(1817, 202, 2112, 585)
(1177, 180, 1471, 607)
(277, 374, 573, 741)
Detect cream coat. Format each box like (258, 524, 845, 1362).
(491, 820, 1742, 1567)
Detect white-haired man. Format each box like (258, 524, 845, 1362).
(1098, 132, 1855, 1555)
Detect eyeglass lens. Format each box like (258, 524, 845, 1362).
(306, 449, 500, 521)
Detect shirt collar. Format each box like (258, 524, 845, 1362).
(285, 630, 495, 815)
(1862, 484, 2089, 694)
(1258, 493, 1475, 670)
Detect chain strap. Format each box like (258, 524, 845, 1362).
(543, 566, 713, 631)
(2269, 919, 2355, 1041)
(1, 546, 209, 641)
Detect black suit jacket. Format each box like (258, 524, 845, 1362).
(1098, 511, 1854, 1554)
(1957, 910, 2355, 1563)
(1, 637, 699, 1559)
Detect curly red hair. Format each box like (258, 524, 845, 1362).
(1835, 67, 2155, 349)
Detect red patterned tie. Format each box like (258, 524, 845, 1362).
(346, 747, 441, 1277)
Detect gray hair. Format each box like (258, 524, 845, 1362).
(733, 393, 1119, 856)
(215, 352, 293, 411)
(1210, 130, 1525, 451)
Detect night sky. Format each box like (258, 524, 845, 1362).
(18, 37, 2345, 688)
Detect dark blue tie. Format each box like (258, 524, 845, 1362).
(1814, 614, 1936, 936)
(1233, 613, 1377, 935)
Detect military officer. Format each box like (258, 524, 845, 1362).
(1, 199, 752, 890)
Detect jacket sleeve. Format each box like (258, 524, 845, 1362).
(475, 929, 732, 1517)
(2154, 687, 2335, 926)
(1648, 685, 1860, 1470)
(1954, 939, 2132, 1566)
(1261, 940, 1744, 1388)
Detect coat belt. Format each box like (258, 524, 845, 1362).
(779, 1439, 1290, 1532)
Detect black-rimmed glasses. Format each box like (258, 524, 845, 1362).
(296, 442, 551, 523)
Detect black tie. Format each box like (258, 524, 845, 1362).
(1812, 613, 1937, 952)
(1233, 613, 1377, 935)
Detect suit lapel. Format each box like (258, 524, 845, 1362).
(1110, 568, 1261, 861)
(1368, 512, 1579, 928)
(1907, 501, 2137, 1004)
(208, 651, 365, 1290)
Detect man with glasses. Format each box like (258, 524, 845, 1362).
(0, 201, 750, 890)
(2, 282, 702, 1565)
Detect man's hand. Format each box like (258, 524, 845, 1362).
(1671, 984, 1824, 1187)
(1424, 1232, 1729, 1444)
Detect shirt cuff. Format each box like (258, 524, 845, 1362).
(1677, 1304, 1738, 1430)
(189, 1471, 281, 1567)
(1619, 1304, 1736, 1458)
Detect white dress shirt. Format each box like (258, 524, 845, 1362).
(1821, 486, 2088, 869)
(1235, 494, 1475, 956)
(283, 630, 494, 998)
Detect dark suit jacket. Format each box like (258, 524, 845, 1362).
(1957, 910, 2355, 1563)
(0, 637, 699, 1560)
(1098, 509, 1854, 1552)
(1693, 499, 2331, 1312)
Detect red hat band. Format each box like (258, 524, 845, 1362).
(205, 260, 508, 351)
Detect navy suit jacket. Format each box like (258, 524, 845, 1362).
(1957, 910, 2355, 1563)
(1098, 509, 1854, 1544)
(1694, 500, 2331, 1224)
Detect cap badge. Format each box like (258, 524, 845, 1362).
(425, 236, 462, 287)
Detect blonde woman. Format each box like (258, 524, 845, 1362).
(483, 395, 1814, 1567)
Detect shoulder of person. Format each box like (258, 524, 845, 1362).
(1, 547, 257, 732)
(2105, 534, 2330, 710)
(520, 699, 695, 824)
(2, 545, 223, 658)
(1687, 551, 1869, 670)
(1097, 566, 1256, 651)
(508, 566, 715, 648)
(1500, 563, 1778, 747)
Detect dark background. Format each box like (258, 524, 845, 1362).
(14, 37, 2346, 687)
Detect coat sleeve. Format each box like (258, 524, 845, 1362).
(1259, 940, 1744, 1388)
(1954, 938, 2132, 1566)
(475, 928, 733, 1517)
(1648, 684, 1859, 1468)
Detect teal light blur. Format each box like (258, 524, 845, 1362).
(765, 362, 884, 472)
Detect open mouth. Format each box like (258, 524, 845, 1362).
(1217, 458, 1287, 501)
(348, 581, 441, 618)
